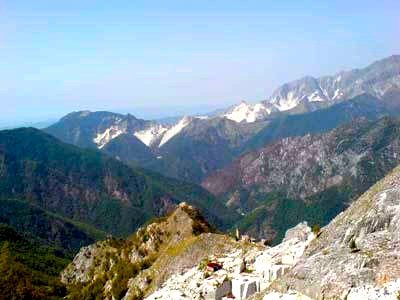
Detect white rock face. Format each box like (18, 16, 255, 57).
(94, 125, 126, 148)
(265, 55, 400, 113)
(92, 116, 195, 149)
(222, 56, 400, 121)
(203, 278, 232, 300)
(134, 124, 167, 147)
(223, 101, 273, 123)
(232, 276, 259, 299)
(145, 222, 315, 300)
(159, 116, 192, 147)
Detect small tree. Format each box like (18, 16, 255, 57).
(312, 224, 321, 236)
(349, 239, 359, 252)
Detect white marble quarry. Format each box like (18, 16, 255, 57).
(146, 222, 315, 300)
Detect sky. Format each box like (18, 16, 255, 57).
(0, 0, 399, 124)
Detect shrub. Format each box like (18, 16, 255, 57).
(349, 239, 359, 252)
(198, 258, 210, 271)
(142, 233, 149, 243)
(312, 224, 321, 236)
(68, 276, 106, 300)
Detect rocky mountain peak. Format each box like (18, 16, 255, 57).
(61, 202, 214, 283)
(60, 203, 233, 299)
(263, 54, 400, 114)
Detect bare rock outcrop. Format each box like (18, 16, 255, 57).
(61, 202, 236, 299)
(271, 165, 400, 299)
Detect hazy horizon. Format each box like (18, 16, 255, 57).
(1, 1, 399, 124)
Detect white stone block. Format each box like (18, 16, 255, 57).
(281, 254, 296, 265)
(232, 276, 260, 299)
(202, 278, 232, 300)
(268, 264, 289, 282)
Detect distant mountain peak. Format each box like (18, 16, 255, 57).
(78, 110, 91, 117)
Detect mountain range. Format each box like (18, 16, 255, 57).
(40, 55, 400, 243)
(266, 54, 400, 112)
(45, 55, 400, 184)
(2, 54, 400, 299)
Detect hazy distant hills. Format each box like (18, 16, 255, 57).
(44, 111, 267, 182)
(45, 92, 400, 184)
(0, 119, 57, 130)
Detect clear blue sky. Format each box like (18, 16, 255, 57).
(0, 0, 399, 123)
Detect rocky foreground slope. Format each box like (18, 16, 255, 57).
(62, 164, 400, 299)
(268, 165, 400, 299)
(147, 165, 400, 300)
(62, 201, 316, 300)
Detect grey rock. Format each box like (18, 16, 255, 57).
(265, 55, 400, 113)
(272, 165, 400, 299)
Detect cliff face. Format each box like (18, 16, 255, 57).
(204, 117, 400, 201)
(271, 165, 400, 299)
